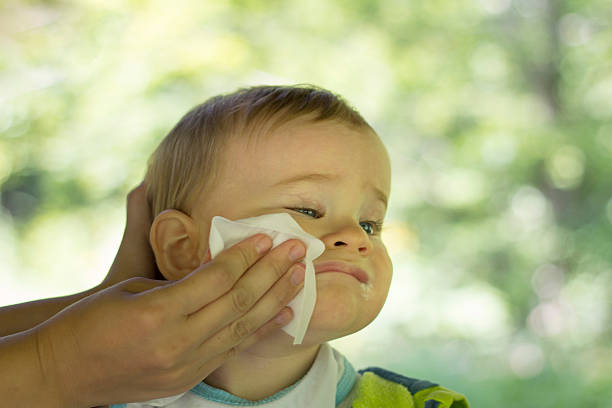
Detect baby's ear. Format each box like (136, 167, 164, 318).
(149, 209, 201, 281)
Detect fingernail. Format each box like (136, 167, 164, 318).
(290, 264, 305, 286)
(201, 249, 211, 264)
(275, 308, 292, 324)
(289, 243, 305, 261)
(256, 235, 272, 254)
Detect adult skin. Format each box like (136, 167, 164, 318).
(0, 184, 159, 337)
(0, 184, 306, 407)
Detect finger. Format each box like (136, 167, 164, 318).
(104, 184, 159, 284)
(124, 182, 154, 252)
(126, 183, 158, 272)
(186, 239, 305, 336)
(126, 181, 153, 230)
(193, 263, 304, 355)
(160, 233, 273, 314)
(195, 307, 294, 376)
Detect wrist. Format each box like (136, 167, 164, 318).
(34, 325, 79, 407)
(34, 320, 89, 408)
(0, 329, 71, 408)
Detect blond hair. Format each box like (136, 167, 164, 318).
(144, 84, 373, 219)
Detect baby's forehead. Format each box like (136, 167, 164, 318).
(218, 116, 387, 170)
(220, 123, 389, 188)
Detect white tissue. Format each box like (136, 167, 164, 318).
(209, 213, 325, 345)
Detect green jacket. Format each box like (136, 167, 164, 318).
(346, 367, 469, 408)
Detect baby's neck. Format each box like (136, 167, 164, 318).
(203, 341, 321, 401)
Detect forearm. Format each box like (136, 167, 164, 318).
(0, 286, 103, 337)
(0, 329, 67, 407)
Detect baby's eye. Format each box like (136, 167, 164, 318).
(291, 207, 321, 218)
(360, 221, 384, 236)
(291, 208, 383, 236)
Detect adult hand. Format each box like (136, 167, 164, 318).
(0, 183, 159, 337)
(34, 233, 306, 408)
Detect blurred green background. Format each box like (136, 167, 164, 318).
(1, 0, 611, 406)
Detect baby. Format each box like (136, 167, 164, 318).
(112, 85, 468, 407)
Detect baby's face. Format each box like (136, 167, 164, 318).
(191, 118, 392, 345)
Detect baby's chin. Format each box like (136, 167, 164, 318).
(314, 271, 378, 318)
(241, 275, 381, 355)
(299, 284, 374, 343)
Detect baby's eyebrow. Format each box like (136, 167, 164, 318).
(273, 172, 338, 185)
(272, 172, 388, 210)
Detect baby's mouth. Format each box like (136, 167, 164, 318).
(314, 261, 369, 284)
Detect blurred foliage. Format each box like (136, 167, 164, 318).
(1, 0, 612, 406)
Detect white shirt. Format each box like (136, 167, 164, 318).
(111, 343, 358, 408)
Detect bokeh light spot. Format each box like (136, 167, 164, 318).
(546, 145, 585, 190)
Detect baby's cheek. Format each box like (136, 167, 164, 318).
(369, 249, 393, 309)
(373, 246, 393, 284)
